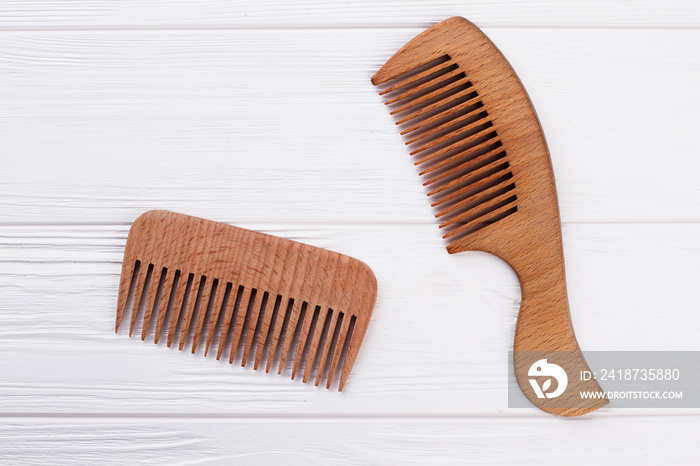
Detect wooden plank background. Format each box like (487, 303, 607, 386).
(1, 1, 699, 464)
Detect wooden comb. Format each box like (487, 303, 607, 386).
(115, 210, 378, 390)
(372, 17, 607, 416)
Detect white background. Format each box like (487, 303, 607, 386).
(1, 1, 699, 464)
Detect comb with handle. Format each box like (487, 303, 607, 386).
(115, 210, 378, 390)
(372, 17, 607, 416)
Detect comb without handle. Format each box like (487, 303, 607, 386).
(115, 210, 378, 390)
(373, 17, 607, 416)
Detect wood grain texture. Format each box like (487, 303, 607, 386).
(0, 416, 697, 465)
(0, 0, 698, 29)
(373, 17, 605, 416)
(115, 211, 377, 390)
(0, 222, 698, 414)
(1, 0, 699, 461)
(0, 29, 698, 224)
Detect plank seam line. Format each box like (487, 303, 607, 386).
(1, 220, 700, 228)
(0, 413, 696, 420)
(0, 25, 697, 33)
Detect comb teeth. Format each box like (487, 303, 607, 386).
(376, 54, 519, 246)
(116, 260, 360, 390)
(115, 211, 377, 391)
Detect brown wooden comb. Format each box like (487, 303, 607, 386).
(372, 17, 607, 416)
(115, 210, 378, 390)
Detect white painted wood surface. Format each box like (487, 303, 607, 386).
(1, 1, 699, 464)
